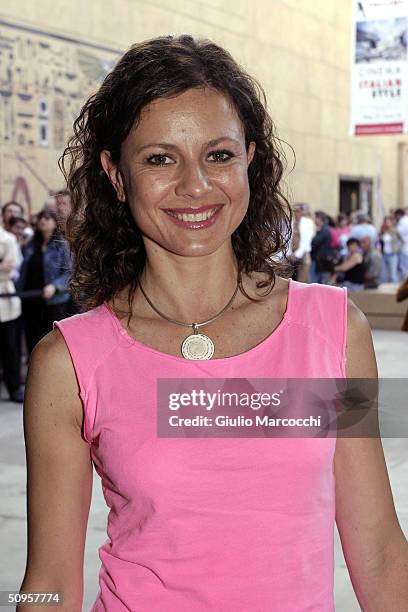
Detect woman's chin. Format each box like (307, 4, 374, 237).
(142, 232, 234, 259)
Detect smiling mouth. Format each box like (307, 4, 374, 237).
(163, 206, 222, 223)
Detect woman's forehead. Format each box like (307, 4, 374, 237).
(128, 88, 245, 142)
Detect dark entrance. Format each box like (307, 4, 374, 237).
(339, 176, 373, 216)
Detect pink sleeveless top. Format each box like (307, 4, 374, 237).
(53, 279, 347, 611)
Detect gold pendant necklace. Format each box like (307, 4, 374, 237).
(138, 276, 240, 360)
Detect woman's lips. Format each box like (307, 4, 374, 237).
(162, 205, 223, 230)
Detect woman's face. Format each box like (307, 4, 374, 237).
(37, 214, 56, 233)
(101, 87, 255, 258)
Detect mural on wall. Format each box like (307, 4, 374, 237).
(0, 19, 121, 214)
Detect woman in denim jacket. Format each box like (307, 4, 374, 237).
(17, 208, 72, 355)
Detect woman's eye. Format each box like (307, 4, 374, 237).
(146, 150, 234, 165)
(146, 154, 172, 166)
(209, 150, 234, 162)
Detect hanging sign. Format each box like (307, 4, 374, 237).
(351, 0, 408, 135)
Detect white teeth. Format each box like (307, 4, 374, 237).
(165, 207, 219, 222)
(172, 208, 218, 222)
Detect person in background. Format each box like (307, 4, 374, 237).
(288, 202, 314, 283)
(379, 215, 402, 283)
(1, 201, 25, 232)
(55, 189, 72, 231)
(43, 192, 58, 213)
(395, 208, 408, 280)
(8, 216, 27, 370)
(6, 216, 25, 281)
(22, 213, 38, 247)
(334, 213, 352, 257)
(360, 235, 382, 289)
(17, 209, 72, 355)
(55, 189, 81, 315)
(8, 215, 27, 246)
(0, 220, 24, 402)
(326, 214, 341, 252)
(331, 237, 366, 292)
(350, 212, 378, 247)
(310, 210, 334, 284)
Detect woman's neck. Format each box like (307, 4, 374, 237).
(131, 244, 245, 323)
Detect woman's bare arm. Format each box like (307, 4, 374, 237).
(17, 328, 93, 611)
(334, 252, 363, 273)
(335, 300, 408, 610)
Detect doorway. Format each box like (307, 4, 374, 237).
(339, 176, 373, 216)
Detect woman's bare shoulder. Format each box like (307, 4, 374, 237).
(27, 328, 83, 430)
(29, 327, 77, 377)
(33, 326, 68, 353)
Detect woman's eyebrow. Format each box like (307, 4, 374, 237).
(206, 137, 242, 148)
(135, 142, 177, 153)
(134, 137, 242, 154)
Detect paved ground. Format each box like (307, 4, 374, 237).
(0, 329, 407, 611)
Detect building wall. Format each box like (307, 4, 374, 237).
(1, 0, 407, 219)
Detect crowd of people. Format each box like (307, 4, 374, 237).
(288, 204, 408, 291)
(0, 191, 76, 403)
(1, 193, 408, 404)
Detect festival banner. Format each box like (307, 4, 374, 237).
(351, 0, 408, 135)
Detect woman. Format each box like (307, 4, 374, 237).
(18, 208, 71, 355)
(380, 214, 402, 283)
(19, 35, 407, 611)
(331, 237, 366, 292)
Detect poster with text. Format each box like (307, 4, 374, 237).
(351, 0, 408, 135)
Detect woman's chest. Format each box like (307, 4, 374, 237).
(93, 426, 336, 514)
(123, 299, 286, 359)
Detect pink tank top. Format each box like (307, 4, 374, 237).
(53, 279, 347, 611)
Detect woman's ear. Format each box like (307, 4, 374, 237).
(247, 141, 256, 167)
(100, 150, 126, 202)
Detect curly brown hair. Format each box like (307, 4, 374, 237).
(59, 34, 293, 319)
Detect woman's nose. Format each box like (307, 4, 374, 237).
(175, 160, 213, 199)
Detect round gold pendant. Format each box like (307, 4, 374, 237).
(181, 332, 214, 360)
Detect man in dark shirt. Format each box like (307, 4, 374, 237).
(311, 211, 334, 284)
